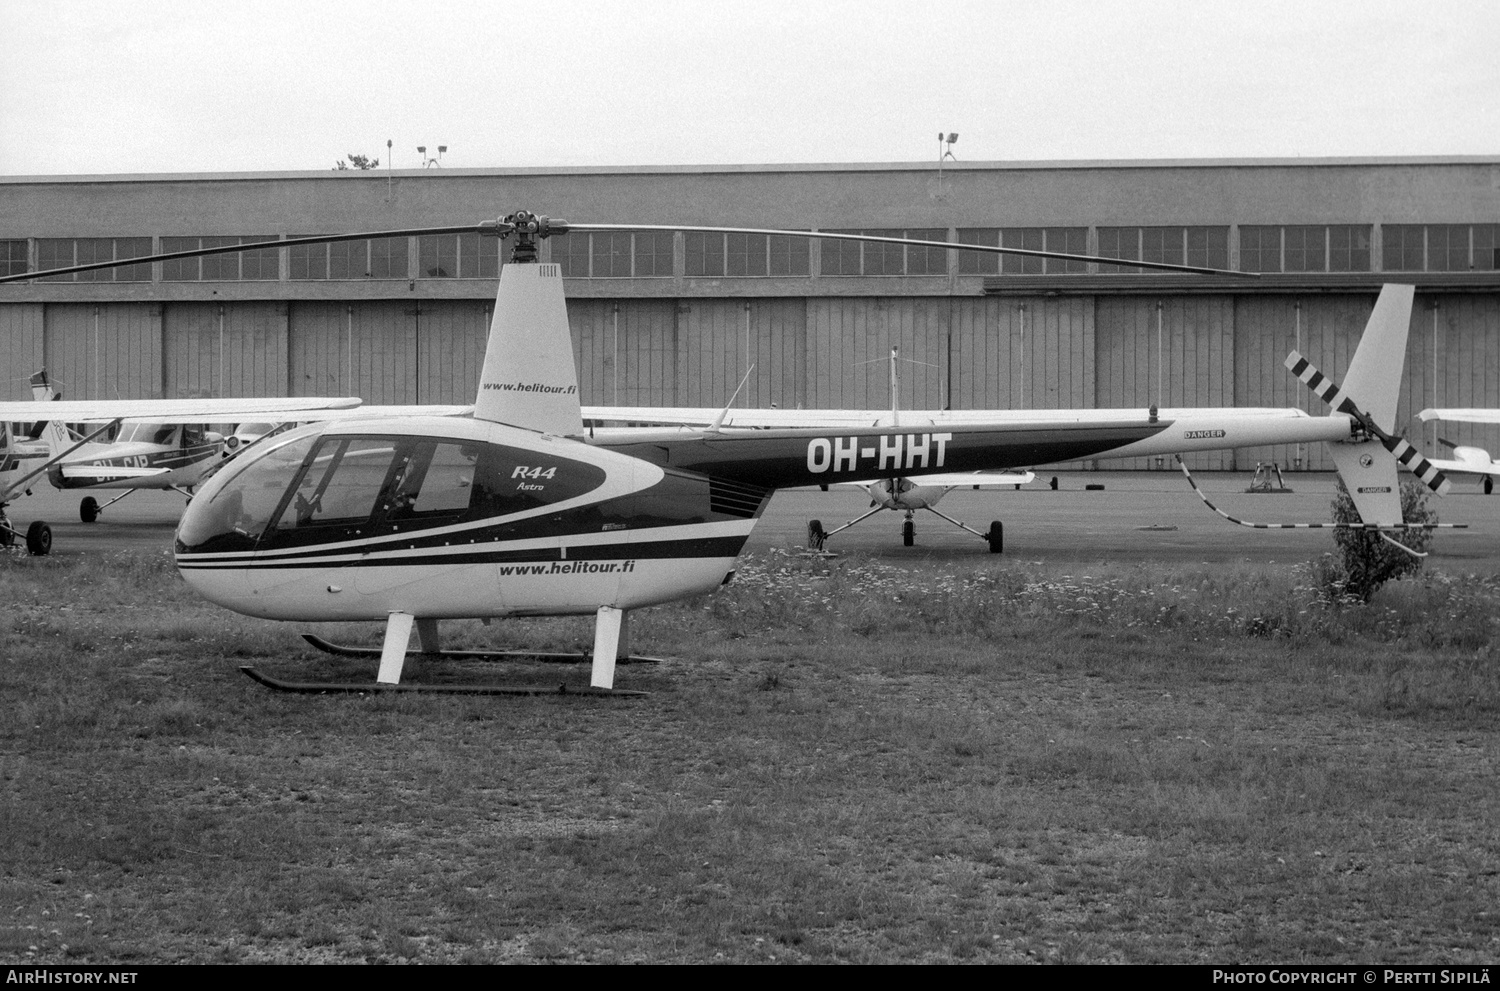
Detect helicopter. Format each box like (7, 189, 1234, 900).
(0, 216, 1447, 693)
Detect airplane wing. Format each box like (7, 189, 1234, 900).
(57, 464, 173, 480)
(585, 405, 1313, 429)
(1424, 456, 1500, 477)
(1417, 408, 1500, 425)
(845, 470, 1036, 488)
(0, 397, 362, 423)
(309, 404, 473, 419)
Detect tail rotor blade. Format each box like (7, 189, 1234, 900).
(1285, 349, 1448, 496)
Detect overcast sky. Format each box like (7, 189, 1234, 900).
(1, 0, 1496, 176)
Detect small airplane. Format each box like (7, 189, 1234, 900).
(23, 370, 345, 524)
(0, 375, 365, 552)
(0, 216, 1446, 695)
(584, 347, 1035, 550)
(1415, 408, 1500, 493)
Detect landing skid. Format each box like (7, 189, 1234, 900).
(240, 666, 646, 696)
(301, 633, 664, 665)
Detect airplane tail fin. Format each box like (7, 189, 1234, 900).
(1285, 284, 1443, 526)
(471, 261, 583, 434)
(27, 369, 72, 460)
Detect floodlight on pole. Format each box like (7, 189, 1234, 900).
(937, 132, 958, 179)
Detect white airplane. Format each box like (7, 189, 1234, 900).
(1415, 408, 1500, 493)
(0, 379, 364, 552)
(0, 216, 1444, 694)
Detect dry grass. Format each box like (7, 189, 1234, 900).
(1, 547, 1497, 963)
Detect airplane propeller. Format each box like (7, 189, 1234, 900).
(0, 211, 1257, 284)
(1284, 350, 1449, 496)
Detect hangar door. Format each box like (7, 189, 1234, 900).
(1094, 296, 1235, 470)
(288, 301, 490, 404)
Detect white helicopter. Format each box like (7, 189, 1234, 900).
(0, 216, 1447, 694)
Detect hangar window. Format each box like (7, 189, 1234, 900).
(820, 231, 863, 276)
(684, 231, 809, 278)
(161, 236, 279, 281)
(289, 239, 329, 280)
(592, 232, 634, 277)
(1426, 225, 1471, 271)
(368, 236, 409, 279)
(906, 229, 947, 275)
(820, 230, 946, 277)
(1475, 226, 1499, 270)
(956, 228, 999, 274)
(1001, 229, 1044, 275)
(635, 232, 675, 276)
(1283, 226, 1325, 272)
(1237, 226, 1281, 273)
(1046, 228, 1089, 274)
(0, 240, 26, 277)
(768, 234, 809, 276)
(1328, 226, 1372, 272)
(1101, 227, 1228, 274)
(328, 240, 370, 279)
(416, 233, 498, 279)
(959, 228, 1087, 275)
(34, 238, 153, 282)
(1381, 225, 1427, 271)
(1097, 227, 1143, 274)
(1186, 228, 1230, 271)
(553, 231, 677, 278)
(551, 231, 591, 277)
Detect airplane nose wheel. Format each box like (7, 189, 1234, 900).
(901, 513, 915, 547)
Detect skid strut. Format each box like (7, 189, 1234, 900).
(242, 612, 658, 696)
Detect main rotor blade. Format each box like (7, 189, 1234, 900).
(0, 223, 504, 284)
(3, 213, 1256, 283)
(569, 223, 1256, 278)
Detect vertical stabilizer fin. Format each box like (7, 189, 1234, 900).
(1337, 283, 1414, 433)
(472, 263, 582, 434)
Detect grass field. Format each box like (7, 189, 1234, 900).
(2, 542, 1499, 964)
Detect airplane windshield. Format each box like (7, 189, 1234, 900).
(117, 422, 177, 446)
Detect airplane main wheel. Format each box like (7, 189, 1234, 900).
(987, 520, 1004, 554)
(1486, 477, 1494, 495)
(80, 496, 99, 523)
(807, 519, 827, 551)
(0, 515, 13, 548)
(26, 520, 52, 556)
(902, 519, 915, 547)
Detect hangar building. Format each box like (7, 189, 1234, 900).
(2, 156, 1498, 471)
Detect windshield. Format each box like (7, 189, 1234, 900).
(117, 422, 177, 446)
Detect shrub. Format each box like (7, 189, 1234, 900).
(1330, 477, 1435, 601)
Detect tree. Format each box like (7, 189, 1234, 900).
(334, 154, 380, 171)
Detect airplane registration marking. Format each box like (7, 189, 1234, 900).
(807, 432, 952, 474)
